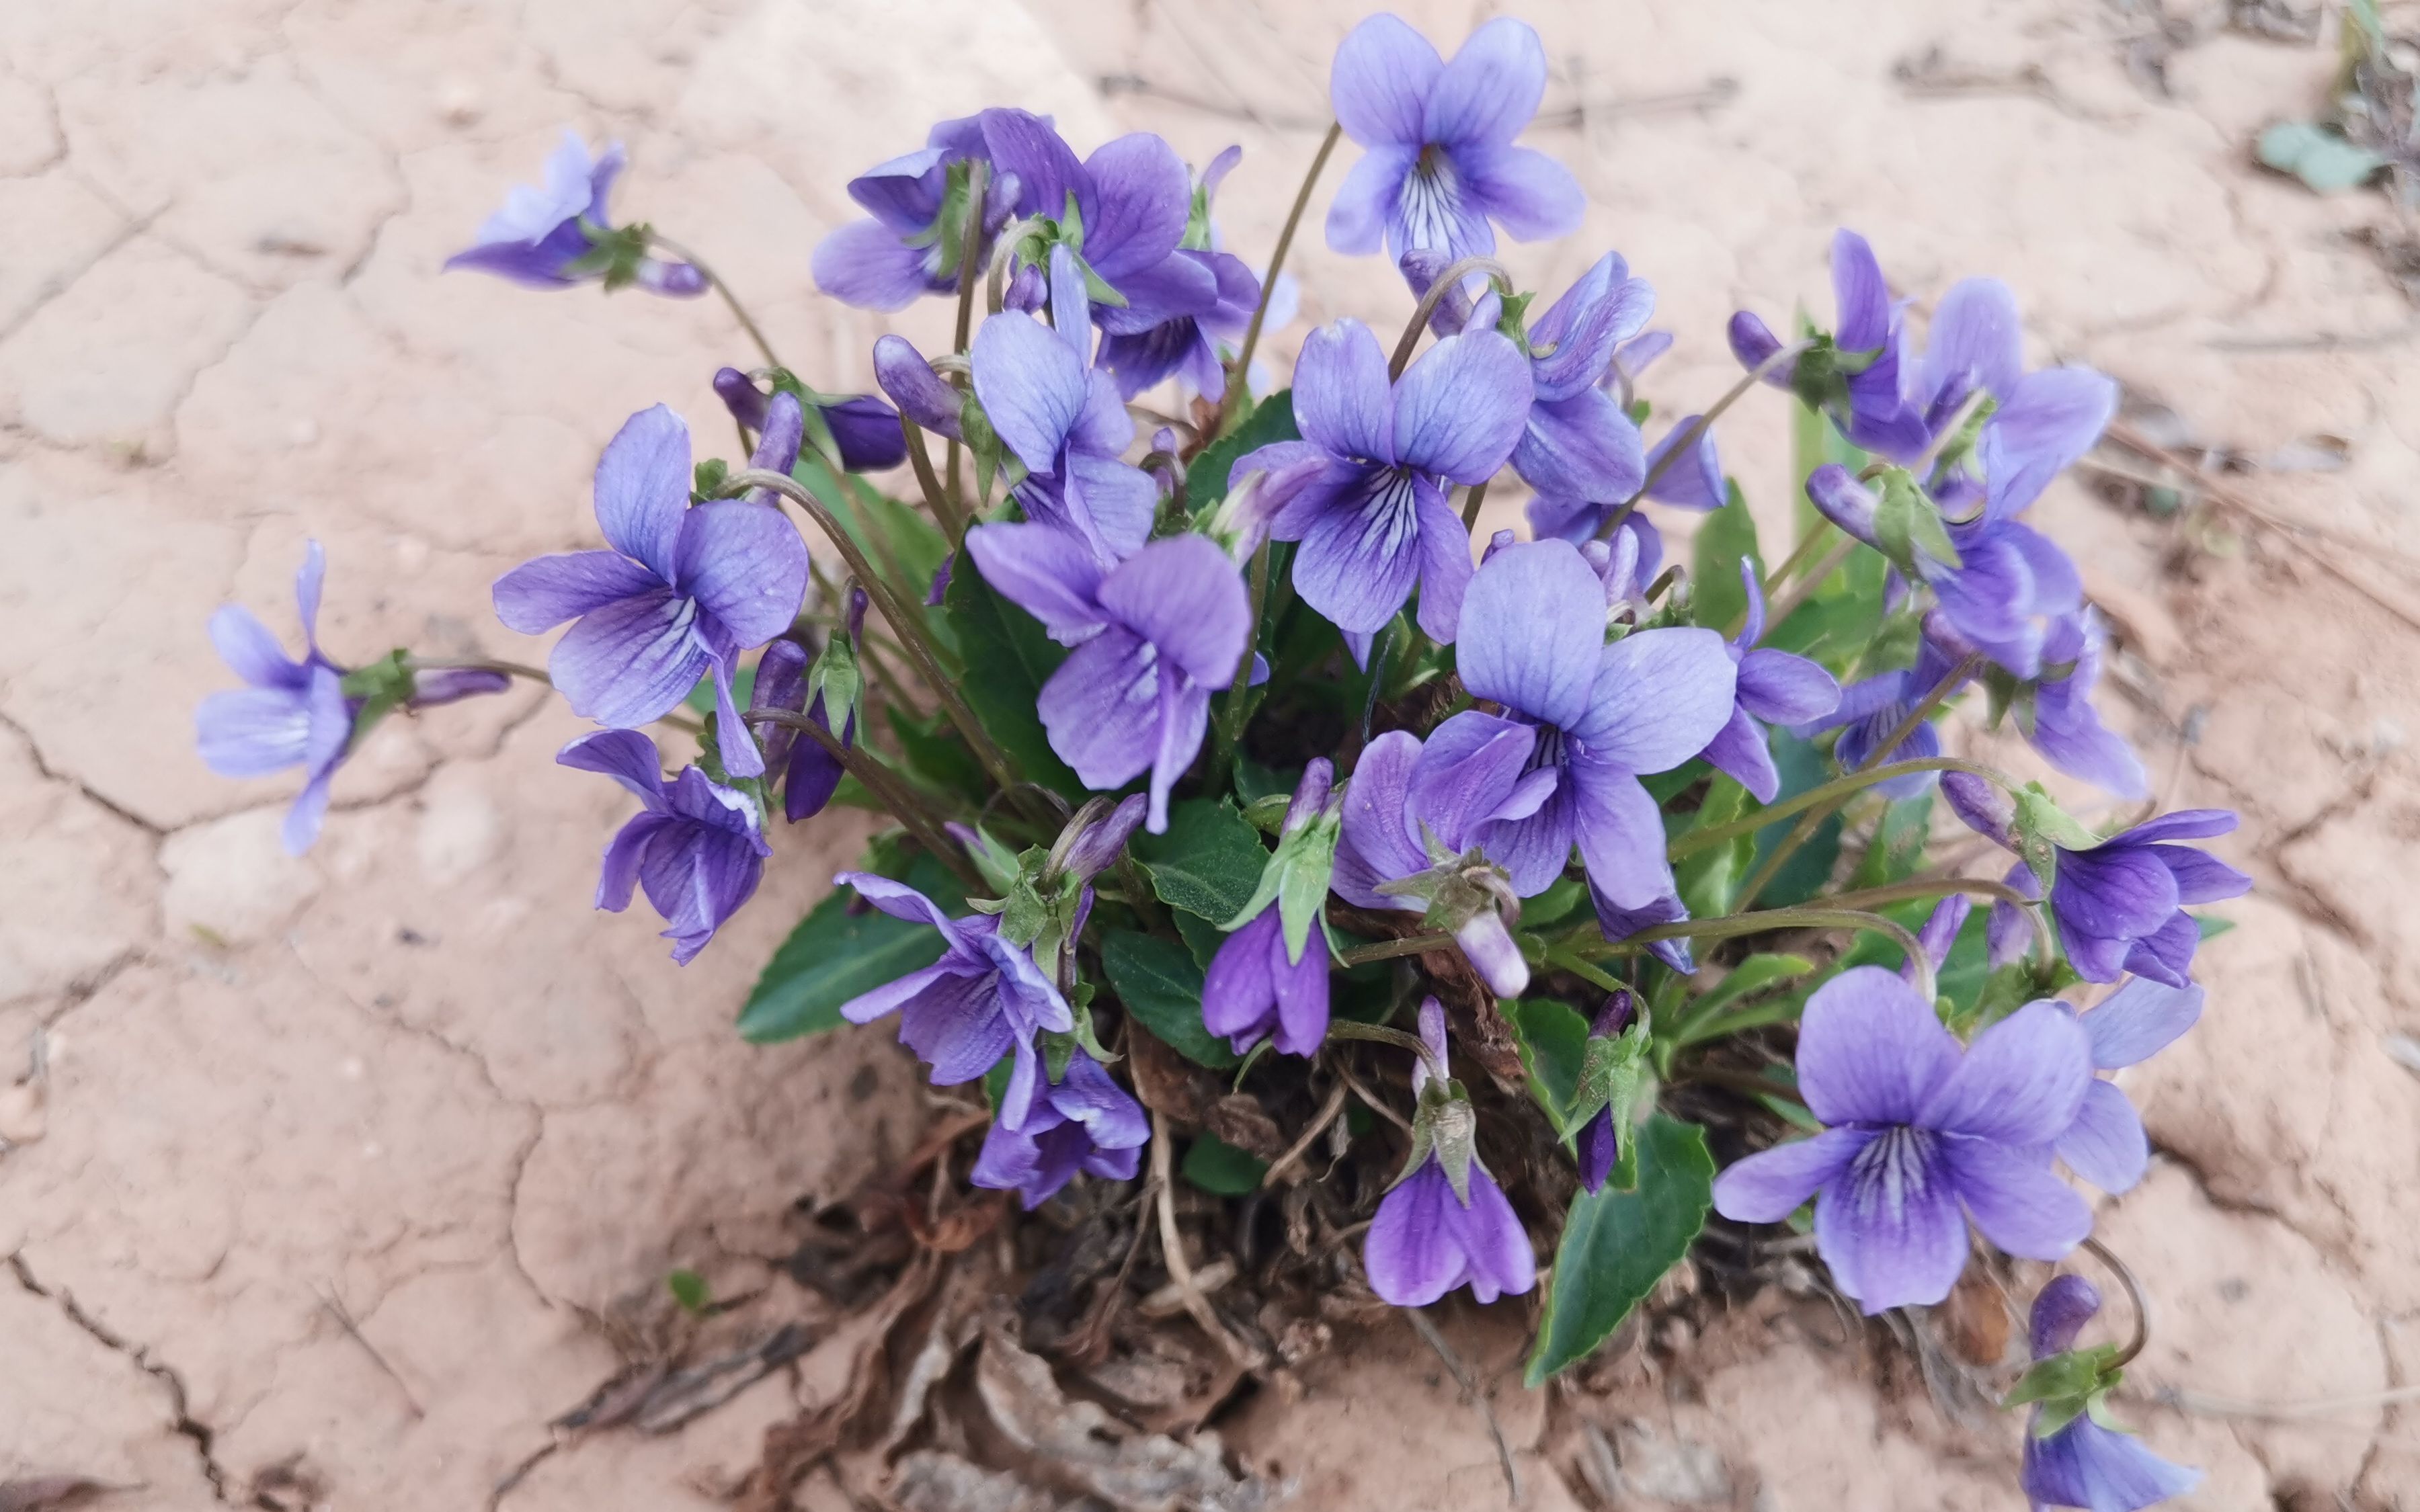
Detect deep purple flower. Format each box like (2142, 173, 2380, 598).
(1405, 249, 1656, 503)
(977, 110, 1221, 329)
(1905, 278, 2120, 526)
(745, 600, 861, 825)
(2022, 1276, 2202, 1511)
(1979, 810, 2249, 987)
(1363, 1000, 1537, 1307)
(1730, 230, 1927, 460)
(970, 1050, 1149, 1209)
(1638, 414, 1726, 510)
(1236, 317, 1529, 639)
(560, 728, 769, 964)
(1902, 895, 1973, 988)
(1332, 730, 1530, 997)
(1094, 146, 1266, 401)
(1575, 990, 1638, 1194)
(446, 132, 704, 295)
(1697, 562, 1842, 802)
(963, 526, 1248, 832)
(812, 116, 1014, 311)
(971, 304, 1160, 564)
(1204, 761, 1338, 1057)
(1324, 15, 1583, 263)
(2048, 977, 2202, 1194)
(493, 404, 809, 777)
(1590, 884, 1696, 974)
(1711, 967, 2095, 1313)
(2028, 611, 2148, 799)
(832, 870, 1074, 1129)
(1421, 540, 1736, 906)
(196, 541, 352, 854)
(712, 367, 906, 475)
(1796, 627, 1971, 800)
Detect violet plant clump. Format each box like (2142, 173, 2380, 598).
(198, 15, 2243, 1502)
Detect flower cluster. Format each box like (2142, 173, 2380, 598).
(197, 15, 2239, 1504)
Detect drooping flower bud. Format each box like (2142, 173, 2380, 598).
(1568, 989, 1650, 1194)
(1726, 310, 1792, 381)
(872, 334, 965, 441)
(1051, 794, 1150, 888)
(404, 666, 512, 709)
(1206, 761, 1343, 1058)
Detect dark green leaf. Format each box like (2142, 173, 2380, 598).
(1188, 390, 1299, 509)
(1849, 792, 1935, 889)
(1172, 908, 1226, 969)
(686, 662, 758, 716)
(1675, 775, 1756, 917)
(1691, 480, 1763, 634)
(1129, 798, 1268, 923)
(1525, 1117, 1716, 1385)
(1746, 733, 1842, 907)
(941, 549, 1084, 796)
(1181, 1134, 1267, 1195)
(1502, 999, 1589, 1126)
(1673, 953, 1818, 1050)
(738, 855, 962, 1044)
(1098, 929, 1240, 1068)
(886, 704, 989, 801)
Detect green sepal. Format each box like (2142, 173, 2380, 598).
(1219, 815, 1341, 965)
(1560, 1022, 1650, 1144)
(997, 875, 1051, 948)
(1873, 468, 1963, 575)
(565, 219, 656, 292)
(961, 392, 1004, 503)
(1240, 793, 1291, 834)
(337, 648, 415, 748)
(2013, 782, 2099, 892)
(1493, 290, 1536, 349)
(1041, 986, 1117, 1081)
(960, 825, 1024, 896)
(2005, 1343, 2120, 1425)
(803, 627, 864, 745)
(1403, 1077, 1479, 1205)
(692, 457, 730, 502)
(1929, 391, 1999, 479)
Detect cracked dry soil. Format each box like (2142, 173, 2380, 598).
(3, 1, 2418, 1508)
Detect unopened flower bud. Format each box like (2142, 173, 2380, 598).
(873, 334, 965, 442)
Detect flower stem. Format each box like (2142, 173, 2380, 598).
(1584, 905, 1935, 1002)
(1542, 944, 1625, 996)
(403, 654, 702, 734)
(899, 414, 967, 548)
(1218, 122, 1342, 437)
(644, 230, 779, 370)
(725, 467, 1019, 793)
(1389, 255, 1515, 379)
(2082, 1236, 2152, 1369)
(1728, 519, 1837, 638)
(1336, 930, 1452, 966)
(1597, 339, 1813, 540)
(1824, 875, 2056, 966)
(946, 165, 989, 508)
(1459, 477, 1492, 531)
(748, 708, 979, 890)
(1322, 1018, 1447, 1083)
(1666, 756, 2011, 859)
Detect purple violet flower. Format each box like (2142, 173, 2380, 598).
(1423, 540, 1736, 906)
(970, 1049, 1149, 1209)
(1324, 15, 1583, 263)
(1905, 278, 2120, 526)
(1589, 884, 1696, 975)
(745, 589, 864, 823)
(1960, 806, 2250, 987)
(1697, 562, 1842, 802)
(1234, 317, 1529, 640)
(831, 870, 1075, 1130)
(1364, 1000, 1537, 1307)
(971, 304, 1160, 565)
(977, 110, 1221, 329)
(1204, 760, 1338, 1057)
(196, 540, 353, 855)
(492, 404, 809, 777)
(2021, 1276, 2203, 1511)
(712, 367, 906, 475)
(2028, 610, 2149, 800)
(1795, 626, 1971, 800)
(1332, 730, 1531, 998)
(812, 116, 1014, 311)
(963, 526, 1249, 832)
(1711, 966, 2095, 1313)
(1730, 230, 1927, 461)
(446, 132, 704, 295)
(1094, 145, 1267, 401)
(1404, 249, 1656, 504)
(560, 728, 769, 964)
(1902, 895, 1973, 987)
(2048, 976, 2203, 1194)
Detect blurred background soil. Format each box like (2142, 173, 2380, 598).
(3, 1, 2418, 1507)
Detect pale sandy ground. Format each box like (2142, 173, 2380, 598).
(2, 1, 2417, 1508)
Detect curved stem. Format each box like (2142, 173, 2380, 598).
(1218, 122, 1343, 437)
(1336, 930, 1451, 966)
(899, 415, 967, 547)
(1825, 876, 2056, 966)
(1597, 339, 1813, 540)
(985, 214, 1045, 317)
(1322, 1019, 1447, 1083)
(1586, 907, 1935, 1001)
(1459, 477, 1492, 532)
(1389, 255, 1514, 380)
(1543, 944, 1625, 996)
(1668, 757, 2012, 859)
(2083, 1235, 2152, 1369)
(644, 231, 778, 370)
(1728, 519, 1837, 638)
(1730, 653, 1987, 910)
(945, 160, 990, 507)
(725, 468, 1018, 792)
(748, 708, 978, 890)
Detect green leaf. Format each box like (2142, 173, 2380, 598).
(1130, 798, 1268, 924)
(1525, 1117, 1716, 1385)
(1172, 908, 1225, 969)
(738, 856, 961, 1043)
(1188, 390, 1300, 510)
(1181, 1134, 1267, 1195)
(1692, 479, 1764, 634)
(666, 1269, 711, 1314)
(1675, 775, 1757, 917)
(941, 548, 1084, 796)
(1502, 999, 1590, 1126)
(686, 662, 758, 716)
(1098, 929, 1240, 1068)
(1746, 733, 1843, 907)
(1675, 952, 1817, 1049)
(886, 705, 989, 801)
(1849, 792, 1935, 889)
(2257, 120, 2388, 194)
(2193, 912, 2235, 941)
